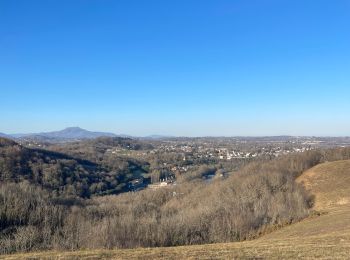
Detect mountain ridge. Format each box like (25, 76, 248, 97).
(12, 127, 118, 140)
(0, 132, 11, 138)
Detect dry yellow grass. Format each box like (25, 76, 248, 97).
(297, 160, 350, 211)
(3, 160, 350, 259)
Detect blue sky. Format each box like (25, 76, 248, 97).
(1, 0, 349, 136)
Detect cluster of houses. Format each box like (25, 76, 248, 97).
(148, 177, 176, 189)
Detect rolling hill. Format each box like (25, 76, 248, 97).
(5, 160, 350, 259)
(0, 137, 149, 197)
(296, 160, 350, 211)
(0, 133, 11, 139)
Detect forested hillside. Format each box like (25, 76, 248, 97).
(0, 138, 149, 197)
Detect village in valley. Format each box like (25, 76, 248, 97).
(13, 134, 350, 192)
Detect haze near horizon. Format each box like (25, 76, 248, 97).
(1, 0, 349, 136)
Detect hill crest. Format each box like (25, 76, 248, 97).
(297, 160, 350, 211)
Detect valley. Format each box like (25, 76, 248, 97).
(4, 160, 350, 259)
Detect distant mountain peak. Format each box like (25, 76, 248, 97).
(64, 126, 84, 130)
(55, 127, 90, 134)
(42, 127, 117, 139)
(14, 127, 118, 141)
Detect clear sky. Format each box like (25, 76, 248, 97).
(1, 0, 349, 136)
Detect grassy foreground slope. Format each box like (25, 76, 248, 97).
(4, 160, 350, 259)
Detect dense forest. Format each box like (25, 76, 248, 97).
(1, 136, 350, 254)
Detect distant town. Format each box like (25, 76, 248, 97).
(10, 129, 350, 192)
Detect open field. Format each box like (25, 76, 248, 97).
(3, 160, 350, 259)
